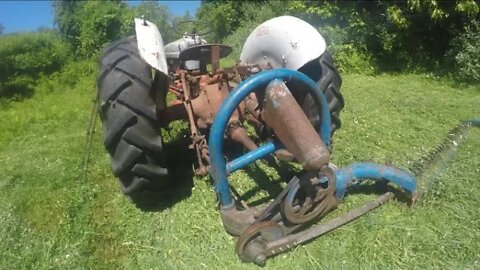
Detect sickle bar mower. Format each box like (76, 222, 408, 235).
(209, 69, 417, 265)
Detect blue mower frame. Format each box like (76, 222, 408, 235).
(209, 69, 416, 207)
(207, 69, 418, 265)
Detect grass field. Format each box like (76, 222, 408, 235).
(0, 71, 479, 269)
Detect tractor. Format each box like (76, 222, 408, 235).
(96, 16, 478, 265)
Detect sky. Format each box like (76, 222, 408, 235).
(0, 0, 201, 34)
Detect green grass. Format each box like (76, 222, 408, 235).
(0, 70, 479, 269)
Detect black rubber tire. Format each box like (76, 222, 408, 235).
(97, 36, 169, 200)
(297, 51, 344, 136)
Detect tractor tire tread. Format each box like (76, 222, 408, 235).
(299, 51, 344, 135)
(97, 36, 169, 200)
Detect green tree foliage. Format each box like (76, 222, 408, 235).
(54, 0, 133, 57)
(219, 1, 289, 59)
(53, 0, 191, 57)
(132, 1, 177, 43)
(171, 11, 196, 37)
(448, 20, 480, 82)
(198, 0, 479, 76)
(196, 0, 260, 42)
(294, 0, 479, 73)
(0, 31, 71, 99)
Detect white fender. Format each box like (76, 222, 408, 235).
(134, 18, 168, 75)
(239, 16, 326, 71)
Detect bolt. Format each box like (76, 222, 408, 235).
(253, 254, 266, 266)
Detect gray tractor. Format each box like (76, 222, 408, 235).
(97, 16, 343, 200)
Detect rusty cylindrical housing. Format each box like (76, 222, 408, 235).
(262, 80, 330, 170)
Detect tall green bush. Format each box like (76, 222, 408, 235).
(448, 20, 480, 83)
(53, 0, 191, 57)
(54, 0, 133, 58)
(196, 1, 250, 42)
(0, 31, 71, 99)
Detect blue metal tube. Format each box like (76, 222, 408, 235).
(226, 141, 281, 174)
(466, 118, 480, 127)
(334, 162, 417, 199)
(209, 69, 331, 206)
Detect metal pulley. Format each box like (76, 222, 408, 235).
(281, 167, 337, 224)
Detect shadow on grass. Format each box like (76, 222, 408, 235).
(237, 160, 299, 207)
(344, 180, 413, 204)
(132, 128, 197, 212)
(131, 164, 195, 212)
(0, 84, 34, 101)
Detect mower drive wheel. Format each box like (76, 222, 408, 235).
(298, 51, 344, 136)
(97, 36, 169, 203)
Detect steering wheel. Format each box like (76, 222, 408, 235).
(173, 20, 213, 37)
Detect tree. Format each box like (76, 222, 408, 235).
(53, 0, 187, 57)
(133, 1, 177, 43)
(53, 0, 133, 57)
(200, 0, 479, 72)
(196, 0, 264, 42)
(284, 0, 479, 68)
(53, 1, 82, 52)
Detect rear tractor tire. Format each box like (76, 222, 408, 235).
(97, 36, 169, 203)
(297, 51, 344, 137)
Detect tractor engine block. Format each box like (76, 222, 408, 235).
(158, 67, 266, 176)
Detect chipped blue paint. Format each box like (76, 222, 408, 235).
(334, 162, 417, 199)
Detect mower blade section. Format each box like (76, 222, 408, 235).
(262, 192, 394, 261)
(409, 119, 480, 201)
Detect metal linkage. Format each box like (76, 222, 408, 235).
(235, 166, 338, 264)
(281, 167, 337, 224)
(235, 161, 417, 265)
(179, 71, 210, 176)
(236, 192, 395, 265)
(209, 69, 332, 206)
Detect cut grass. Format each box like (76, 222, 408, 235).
(0, 70, 479, 269)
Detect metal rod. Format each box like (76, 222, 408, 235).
(180, 72, 198, 136)
(211, 45, 220, 73)
(181, 71, 208, 174)
(229, 126, 258, 152)
(226, 141, 281, 174)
